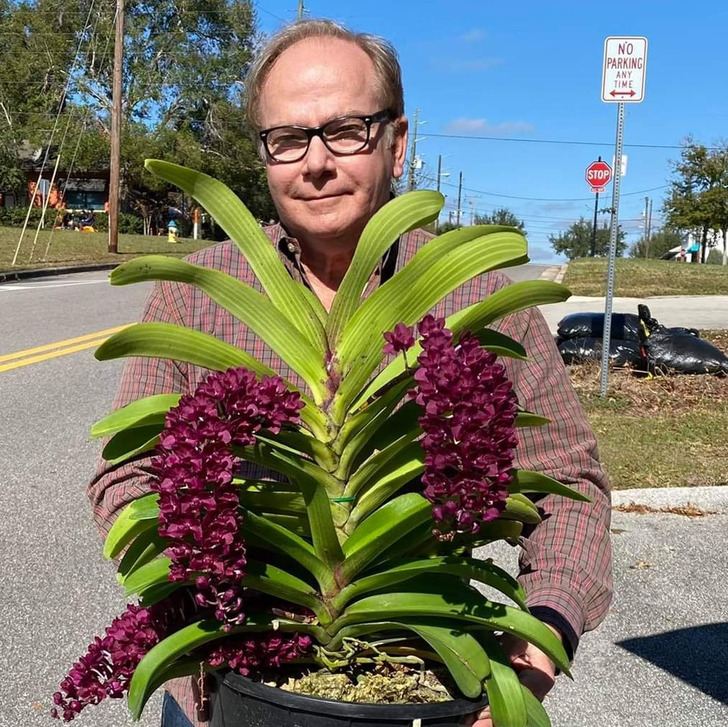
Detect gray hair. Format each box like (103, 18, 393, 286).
(245, 18, 405, 134)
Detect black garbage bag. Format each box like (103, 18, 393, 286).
(642, 330, 728, 375)
(558, 336, 645, 368)
(637, 304, 728, 375)
(637, 304, 699, 339)
(557, 312, 641, 342)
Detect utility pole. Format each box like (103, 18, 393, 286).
(456, 171, 463, 227)
(646, 197, 653, 256)
(435, 154, 443, 232)
(108, 0, 125, 254)
(297, 0, 305, 19)
(407, 108, 419, 192)
(469, 198, 475, 225)
(643, 196, 650, 258)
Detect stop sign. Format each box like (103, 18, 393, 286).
(585, 160, 613, 193)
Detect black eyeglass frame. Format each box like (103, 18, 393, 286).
(258, 109, 395, 163)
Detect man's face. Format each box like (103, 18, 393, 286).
(258, 37, 408, 250)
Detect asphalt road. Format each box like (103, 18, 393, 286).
(1, 268, 726, 727)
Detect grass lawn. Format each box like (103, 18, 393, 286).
(0, 226, 211, 273)
(571, 331, 728, 490)
(562, 257, 728, 297)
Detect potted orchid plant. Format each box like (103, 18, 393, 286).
(53, 160, 584, 727)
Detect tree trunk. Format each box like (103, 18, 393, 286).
(723, 229, 727, 266)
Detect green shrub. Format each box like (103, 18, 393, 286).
(706, 248, 726, 265)
(118, 212, 144, 235)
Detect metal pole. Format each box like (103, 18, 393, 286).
(108, 0, 124, 254)
(407, 108, 419, 192)
(590, 156, 601, 257)
(435, 154, 442, 232)
(643, 196, 650, 258)
(297, 0, 305, 19)
(646, 197, 653, 256)
(590, 191, 599, 257)
(456, 171, 463, 227)
(599, 102, 625, 397)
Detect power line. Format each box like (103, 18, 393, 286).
(438, 178, 669, 203)
(426, 131, 724, 152)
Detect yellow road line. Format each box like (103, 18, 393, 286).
(0, 324, 132, 373)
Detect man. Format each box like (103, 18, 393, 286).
(89, 19, 612, 727)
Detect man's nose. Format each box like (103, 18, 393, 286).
(303, 135, 335, 176)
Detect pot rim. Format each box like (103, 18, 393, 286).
(219, 672, 488, 719)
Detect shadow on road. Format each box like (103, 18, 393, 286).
(617, 622, 728, 704)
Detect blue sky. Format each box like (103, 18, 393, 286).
(254, 0, 728, 263)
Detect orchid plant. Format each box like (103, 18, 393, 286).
(54, 161, 585, 727)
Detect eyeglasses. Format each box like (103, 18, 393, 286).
(259, 109, 394, 163)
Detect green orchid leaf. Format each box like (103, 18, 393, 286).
(515, 411, 551, 428)
(333, 228, 529, 420)
(123, 557, 172, 599)
(144, 160, 325, 348)
(237, 488, 307, 515)
(335, 589, 570, 675)
(478, 631, 528, 727)
(522, 684, 552, 727)
(95, 322, 279, 378)
(128, 615, 317, 719)
(335, 378, 413, 462)
(510, 470, 591, 502)
(102, 425, 161, 464)
(103, 495, 160, 560)
(354, 399, 422, 456)
(447, 280, 571, 335)
(235, 442, 345, 569)
(500, 494, 542, 525)
(345, 435, 421, 498)
(352, 329, 527, 413)
(242, 510, 334, 593)
(334, 555, 527, 611)
(256, 430, 334, 468)
(345, 447, 425, 529)
(402, 622, 490, 698)
(110, 256, 327, 400)
(244, 559, 328, 622)
(94, 322, 326, 436)
(467, 520, 524, 549)
(326, 191, 444, 346)
(91, 394, 181, 438)
(339, 493, 432, 582)
(117, 527, 168, 584)
(126, 493, 160, 521)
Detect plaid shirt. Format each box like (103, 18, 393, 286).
(88, 224, 612, 724)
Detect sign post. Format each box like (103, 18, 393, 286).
(586, 157, 612, 256)
(599, 36, 647, 397)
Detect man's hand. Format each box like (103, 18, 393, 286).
(469, 624, 562, 727)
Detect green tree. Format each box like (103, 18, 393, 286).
(474, 207, 526, 235)
(628, 228, 683, 259)
(0, 0, 89, 194)
(548, 217, 626, 260)
(663, 140, 728, 264)
(1, 1, 275, 225)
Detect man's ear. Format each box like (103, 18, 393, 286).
(391, 116, 409, 180)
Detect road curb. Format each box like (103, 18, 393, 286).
(554, 264, 568, 284)
(0, 262, 118, 283)
(612, 485, 728, 511)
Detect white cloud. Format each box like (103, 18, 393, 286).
(460, 28, 486, 44)
(443, 118, 535, 135)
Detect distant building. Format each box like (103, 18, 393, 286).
(0, 142, 109, 211)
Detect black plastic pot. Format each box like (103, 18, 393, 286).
(209, 671, 488, 727)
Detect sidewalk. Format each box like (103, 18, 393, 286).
(539, 294, 728, 333)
